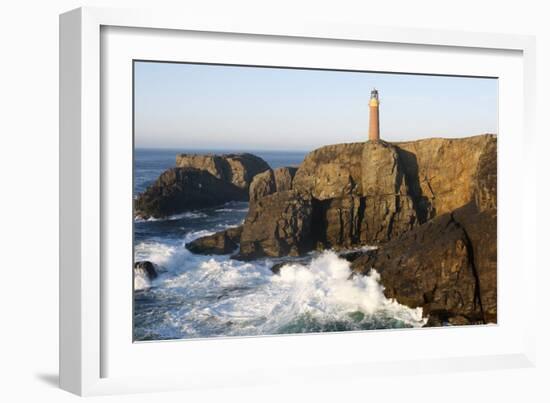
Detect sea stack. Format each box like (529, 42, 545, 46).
(368, 88, 380, 141)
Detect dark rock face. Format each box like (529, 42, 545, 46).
(134, 261, 159, 281)
(236, 190, 313, 260)
(349, 212, 484, 325)
(135, 153, 270, 219)
(452, 203, 497, 323)
(134, 168, 248, 219)
(270, 262, 286, 275)
(186, 226, 243, 255)
(175, 153, 270, 191)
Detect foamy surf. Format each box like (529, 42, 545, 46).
(134, 247, 426, 340)
(133, 150, 426, 341)
(134, 211, 208, 223)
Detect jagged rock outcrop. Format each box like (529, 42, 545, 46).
(472, 137, 497, 212)
(135, 153, 270, 219)
(394, 134, 495, 217)
(134, 168, 247, 219)
(185, 226, 243, 255)
(349, 212, 484, 325)
(451, 204, 497, 323)
(249, 170, 276, 203)
(175, 153, 270, 191)
(235, 190, 313, 260)
(249, 167, 298, 202)
(292, 142, 364, 199)
(274, 167, 297, 192)
(238, 140, 421, 258)
(358, 141, 419, 243)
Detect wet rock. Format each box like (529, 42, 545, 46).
(452, 203, 497, 323)
(338, 248, 377, 263)
(350, 209, 491, 325)
(134, 261, 160, 281)
(186, 226, 243, 255)
(270, 262, 286, 275)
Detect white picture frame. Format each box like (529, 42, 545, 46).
(59, 6, 537, 396)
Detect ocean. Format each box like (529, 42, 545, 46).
(133, 149, 426, 341)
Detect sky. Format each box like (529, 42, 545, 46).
(134, 61, 498, 151)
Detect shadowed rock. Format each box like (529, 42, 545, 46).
(186, 226, 243, 255)
(235, 190, 313, 260)
(349, 212, 483, 325)
(134, 261, 160, 281)
(135, 153, 270, 219)
(134, 168, 247, 219)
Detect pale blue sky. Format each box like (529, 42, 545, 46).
(134, 61, 497, 151)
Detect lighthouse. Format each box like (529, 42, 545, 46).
(368, 88, 380, 141)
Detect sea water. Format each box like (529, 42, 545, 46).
(133, 149, 426, 341)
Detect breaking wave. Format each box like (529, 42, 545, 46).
(134, 241, 427, 340)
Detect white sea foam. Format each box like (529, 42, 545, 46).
(215, 208, 249, 213)
(134, 211, 208, 223)
(272, 252, 424, 325)
(135, 249, 427, 338)
(133, 230, 214, 291)
(134, 269, 152, 291)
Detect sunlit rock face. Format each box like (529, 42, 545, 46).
(239, 134, 496, 258)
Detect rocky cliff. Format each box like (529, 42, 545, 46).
(237, 134, 496, 259)
(149, 134, 497, 326)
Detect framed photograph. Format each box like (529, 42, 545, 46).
(60, 7, 537, 396)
